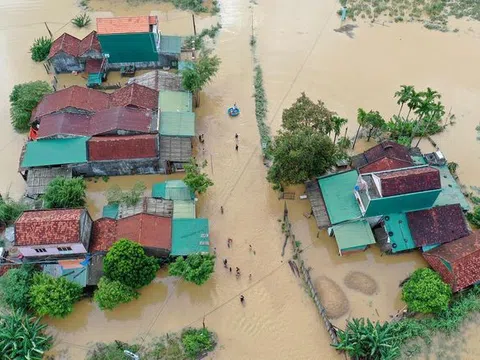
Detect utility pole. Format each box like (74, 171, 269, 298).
(192, 13, 197, 36)
(44, 22, 53, 39)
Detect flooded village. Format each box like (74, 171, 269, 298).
(1, 0, 480, 359)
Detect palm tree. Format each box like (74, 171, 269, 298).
(332, 116, 348, 144)
(394, 85, 414, 117)
(406, 89, 421, 121)
(414, 101, 445, 147)
(352, 108, 367, 149)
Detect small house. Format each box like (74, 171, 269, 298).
(14, 209, 92, 258)
(423, 231, 480, 292)
(42, 259, 89, 287)
(152, 180, 195, 219)
(127, 70, 183, 92)
(329, 220, 376, 255)
(110, 83, 159, 110)
(171, 218, 209, 256)
(351, 141, 414, 174)
(158, 91, 192, 112)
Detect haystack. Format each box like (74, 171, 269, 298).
(344, 271, 378, 295)
(314, 276, 349, 319)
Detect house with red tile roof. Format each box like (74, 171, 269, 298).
(423, 230, 480, 292)
(48, 31, 102, 74)
(88, 134, 158, 161)
(351, 141, 414, 174)
(14, 209, 92, 258)
(110, 83, 159, 110)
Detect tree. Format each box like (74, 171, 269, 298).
(181, 50, 221, 107)
(332, 116, 348, 144)
(169, 254, 215, 285)
(405, 89, 422, 121)
(335, 318, 400, 360)
(267, 127, 337, 189)
(93, 277, 139, 310)
(352, 107, 367, 149)
(103, 239, 159, 289)
(467, 206, 480, 228)
(181, 328, 216, 359)
(402, 268, 452, 314)
(394, 85, 414, 117)
(183, 158, 214, 194)
(0, 309, 53, 360)
(0, 195, 28, 226)
(0, 265, 35, 309)
(30, 37, 52, 62)
(29, 273, 83, 318)
(9, 81, 52, 132)
(363, 110, 385, 141)
(281, 92, 335, 134)
(43, 176, 86, 209)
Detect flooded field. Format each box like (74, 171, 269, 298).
(1, 0, 480, 359)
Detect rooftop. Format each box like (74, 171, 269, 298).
(37, 113, 91, 139)
(117, 197, 174, 219)
(15, 209, 84, 246)
(91, 218, 118, 252)
(331, 220, 376, 252)
(21, 137, 89, 168)
(159, 35, 182, 54)
(117, 214, 171, 250)
(318, 170, 361, 225)
(78, 31, 102, 56)
(159, 136, 192, 163)
(171, 218, 209, 256)
(159, 112, 195, 137)
(173, 200, 196, 219)
(433, 165, 470, 211)
(48, 33, 81, 58)
(158, 91, 192, 112)
(127, 70, 183, 92)
(89, 107, 155, 135)
(424, 230, 480, 263)
(383, 213, 415, 253)
(407, 204, 469, 247)
(376, 166, 441, 197)
(87, 134, 158, 161)
(96, 16, 157, 34)
(152, 180, 194, 201)
(359, 157, 414, 174)
(110, 83, 159, 110)
(351, 141, 413, 169)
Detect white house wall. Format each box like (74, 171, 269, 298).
(18, 243, 87, 257)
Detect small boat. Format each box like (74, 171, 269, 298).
(228, 106, 240, 117)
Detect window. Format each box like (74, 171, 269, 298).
(34, 248, 47, 253)
(57, 247, 73, 252)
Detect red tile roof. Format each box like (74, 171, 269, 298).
(110, 83, 159, 110)
(96, 16, 157, 34)
(48, 33, 81, 58)
(423, 231, 480, 292)
(377, 167, 441, 197)
(407, 204, 470, 247)
(117, 214, 171, 250)
(359, 157, 414, 174)
(32, 86, 111, 120)
(85, 59, 103, 74)
(37, 113, 91, 139)
(15, 209, 84, 246)
(78, 31, 102, 56)
(352, 141, 413, 170)
(89, 107, 153, 135)
(90, 218, 118, 252)
(88, 134, 158, 161)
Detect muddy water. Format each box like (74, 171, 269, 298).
(1, 0, 480, 359)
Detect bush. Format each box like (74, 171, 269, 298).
(402, 268, 452, 314)
(171, 0, 208, 12)
(29, 273, 83, 318)
(184, 159, 214, 195)
(72, 13, 91, 28)
(43, 176, 86, 209)
(467, 205, 480, 228)
(30, 37, 52, 62)
(87, 341, 141, 360)
(105, 181, 146, 206)
(103, 239, 159, 289)
(169, 254, 215, 285)
(0, 265, 35, 309)
(94, 277, 139, 310)
(0, 196, 28, 226)
(181, 328, 216, 359)
(9, 81, 52, 132)
(0, 309, 52, 360)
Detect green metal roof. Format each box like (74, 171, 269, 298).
(411, 156, 427, 165)
(160, 112, 195, 137)
(433, 165, 470, 211)
(158, 91, 192, 112)
(159, 35, 182, 54)
(173, 200, 196, 218)
(332, 220, 375, 253)
(87, 73, 102, 87)
(102, 204, 119, 219)
(384, 213, 415, 253)
(178, 61, 194, 71)
(43, 263, 88, 288)
(318, 170, 361, 225)
(21, 137, 89, 168)
(171, 218, 209, 256)
(152, 180, 194, 200)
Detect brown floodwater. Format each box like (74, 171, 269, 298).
(2, 0, 480, 359)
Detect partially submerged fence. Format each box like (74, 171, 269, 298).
(282, 202, 339, 346)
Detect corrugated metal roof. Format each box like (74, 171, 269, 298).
(173, 200, 196, 219)
(159, 35, 182, 54)
(159, 112, 195, 137)
(318, 170, 361, 225)
(158, 91, 192, 112)
(21, 137, 89, 168)
(96, 16, 155, 34)
(37, 113, 91, 139)
(434, 165, 470, 211)
(43, 263, 88, 287)
(167, 180, 194, 200)
(102, 204, 119, 219)
(384, 213, 415, 253)
(159, 136, 192, 162)
(117, 214, 172, 250)
(171, 218, 209, 256)
(178, 61, 194, 71)
(89, 107, 154, 135)
(332, 220, 375, 253)
(152, 182, 166, 198)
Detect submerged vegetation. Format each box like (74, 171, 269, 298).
(0, 195, 28, 226)
(30, 37, 52, 62)
(184, 23, 222, 51)
(183, 158, 214, 194)
(106, 181, 146, 206)
(43, 176, 87, 209)
(71, 13, 91, 28)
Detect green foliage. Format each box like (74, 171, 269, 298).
(29, 273, 83, 318)
(267, 127, 338, 189)
(211, 0, 220, 14)
(30, 37, 52, 62)
(183, 158, 214, 194)
(0, 265, 35, 309)
(103, 239, 159, 289)
(87, 341, 141, 360)
(9, 81, 52, 132)
(184, 23, 222, 50)
(402, 268, 452, 314)
(93, 277, 139, 310)
(357, 108, 386, 141)
(72, 13, 91, 28)
(253, 64, 271, 154)
(169, 254, 215, 285)
(335, 318, 400, 360)
(467, 205, 480, 228)
(447, 161, 458, 175)
(171, 0, 208, 12)
(43, 176, 86, 209)
(0, 195, 28, 226)
(337, 136, 351, 150)
(181, 328, 216, 359)
(105, 181, 146, 206)
(0, 309, 53, 360)
(181, 50, 221, 93)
